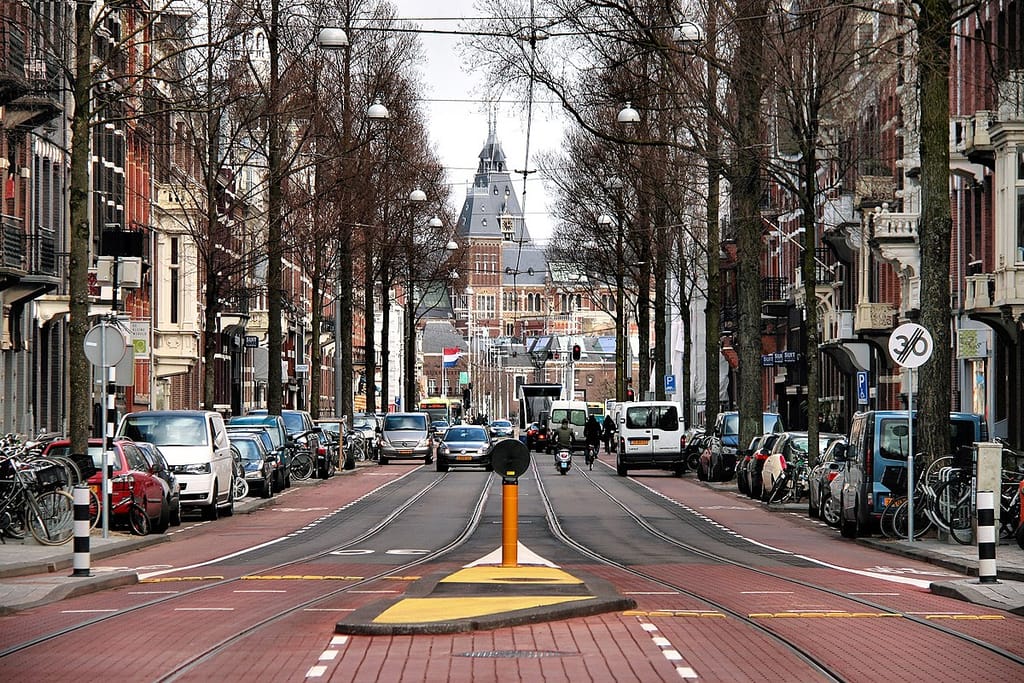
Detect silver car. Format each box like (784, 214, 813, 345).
(378, 412, 433, 465)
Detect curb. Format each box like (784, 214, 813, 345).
(858, 537, 1024, 583)
(930, 579, 1024, 616)
(0, 570, 138, 616)
(0, 533, 169, 580)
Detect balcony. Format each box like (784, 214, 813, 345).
(761, 277, 789, 318)
(962, 110, 995, 167)
(963, 269, 1024, 332)
(0, 22, 29, 106)
(854, 301, 895, 333)
(0, 216, 59, 304)
(870, 204, 920, 313)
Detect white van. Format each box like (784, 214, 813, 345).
(118, 410, 234, 520)
(615, 400, 686, 476)
(545, 400, 589, 450)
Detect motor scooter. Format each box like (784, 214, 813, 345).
(554, 446, 573, 475)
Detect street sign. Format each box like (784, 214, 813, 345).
(244, 335, 259, 348)
(857, 370, 869, 404)
(295, 363, 309, 374)
(83, 323, 128, 367)
(888, 322, 933, 368)
(664, 374, 676, 393)
(490, 439, 530, 479)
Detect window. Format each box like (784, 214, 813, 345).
(170, 237, 180, 323)
(1017, 189, 1024, 262)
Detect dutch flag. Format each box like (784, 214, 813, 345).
(442, 347, 463, 368)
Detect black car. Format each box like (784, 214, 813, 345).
(808, 437, 847, 519)
(135, 441, 182, 527)
(228, 433, 276, 498)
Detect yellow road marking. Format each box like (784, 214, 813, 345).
(925, 614, 1006, 621)
(382, 576, 421, 581)
(439, 566, 583, 585)
(623, 610, 725, 618)
(241, 575, 364, 581)
(140, 576, 223, 583)
(373, 596, 596, 624)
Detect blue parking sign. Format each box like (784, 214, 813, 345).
(857, 371, 868, 404)
(665, 374, 676, 393)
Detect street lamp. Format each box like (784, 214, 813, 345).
(464, 285, 474, 416)
(318, 27, 391, 420)
(599, 173, 628, 402)
(617, 101, 640, 125)
(402, 189, 427, 410)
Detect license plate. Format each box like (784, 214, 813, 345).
(399, 449, 413, 455)
(632, 439, 649, 446)
(456, 455, 473, 461)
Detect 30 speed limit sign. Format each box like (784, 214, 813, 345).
(888, 322, 933, 368)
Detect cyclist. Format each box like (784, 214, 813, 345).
(584, 415, 602, 467)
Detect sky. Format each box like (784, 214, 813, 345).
(389, 1, 563, 243)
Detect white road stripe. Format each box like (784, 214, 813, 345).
(306, 665, 327, 678)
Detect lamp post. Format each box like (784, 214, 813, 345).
(465, 284, 474, 417)
(402, 188, 427, 409)
(318, 27, 390, 420)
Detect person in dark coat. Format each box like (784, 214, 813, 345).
(602, 414, 616, 453)
(584, 415, 602, 456)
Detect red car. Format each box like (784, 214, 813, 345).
(525, 422, 550, 452)
(43, 438, 170, 534)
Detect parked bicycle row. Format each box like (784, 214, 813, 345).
(688, 409, 1024, 550)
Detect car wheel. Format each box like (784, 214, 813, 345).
(616, 455, 628, 477)
(221, 480, 235, 517)
(839, 497, 858, 538)
(152, 499, 171, 534)
(379, 455, 389, 465)
(436, 458, 448, 473)
(822, 494, 840, 527)
(697, 462, 707, 481)
(200, 500, 218, 521)
(737, 471, 749, 494)
(170, 500, 181, 526)
(261, 479, 273, 498)
(808, 492, 820, 518)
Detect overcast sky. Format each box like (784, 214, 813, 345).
(389, 1, 563, 243)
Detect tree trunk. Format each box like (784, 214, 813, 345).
(68, 0, 95, 454)
(733, 0, 770, 450)
(266, 0, 283, 415)
(702, 5, 721, 431)
(916, 2, 954, 468)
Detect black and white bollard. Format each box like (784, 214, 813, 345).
(71, 484, 91, 577)
(976, 490, 997, 584)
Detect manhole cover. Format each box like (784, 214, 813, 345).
(455, 650, 576, 659)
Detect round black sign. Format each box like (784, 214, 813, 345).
(490, 439, 531, 479)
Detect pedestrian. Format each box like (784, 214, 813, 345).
(584, 415, 602, 460)
(602, 413, 616, 453)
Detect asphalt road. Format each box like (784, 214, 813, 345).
(0, 452, 1021, 682)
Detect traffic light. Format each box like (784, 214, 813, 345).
(626, 388, 635, 401)
(571, 344, 581, 361)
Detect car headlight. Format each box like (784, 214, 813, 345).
(179, 462, 212, 475)
(439, 445, 450, 456)
(417, 438, 430, 448)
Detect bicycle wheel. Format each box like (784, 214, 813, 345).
(290, 453, 314, 481)
(128, 503, 150, 536)
(767, 475, 792, 504)
(880, 496, 906, 539)
(891, 497, 932, 539)
(233, 474, 249, 500)
(88, 488, 101, 529)
(0, 508, 26, 539)
(27, 490, 74, 545)
(934, 477, 973, 545)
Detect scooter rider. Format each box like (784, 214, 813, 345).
(553, 419, 575, 451)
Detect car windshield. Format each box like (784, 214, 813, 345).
(384, 415, 427, 431)
(625, 405, 679, 431)
(445, 427, 487, 442)
(491, 420, 512, 428)
(121, 415, 208, 446)
(232, 439, 263, 461)
(353, 417, 374, 429)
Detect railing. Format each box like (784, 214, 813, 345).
(1, 214, 25, 270)
(27, 226, 57, 276)
(762, 277, 788, 301)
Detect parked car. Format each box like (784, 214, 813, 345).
(309, 427, 339, 479)
(836, 411, 986, 538)
(226, 425, 289, 489)
(745, 432, 784, 498)
(436, 425, 492, 472)
(378, 412, 433, 465)
(681, 427, 706, 472)
(488, 419, 515, 440)
(228, 433, 276, 498)
(117, 410, 235, 520)
(825, 467, 846, 527)
(807, 437, 847, 520)
(703, 411, 784, 482)
(228, 414, 292, 490)
(762, 432, 843, 502)
(737, 434, 780, 496)
(135, 441, 182, 527)
(351, 413, 381, 460)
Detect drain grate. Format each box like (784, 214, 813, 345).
(455, 650, 577, 659)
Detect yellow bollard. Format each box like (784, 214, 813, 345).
(501, 478, 518, 567)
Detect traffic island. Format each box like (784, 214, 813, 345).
(336, 559, 635, 635)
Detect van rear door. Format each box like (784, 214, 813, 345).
(622, 405, 656, 461)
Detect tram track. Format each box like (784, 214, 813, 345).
(532, 459, 1024, 679)
(0, 467, 493, 672)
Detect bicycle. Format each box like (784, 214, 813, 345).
(766, 458, 808, 505)
(289, 447, 315, 481)
(0, 455, 75, 545)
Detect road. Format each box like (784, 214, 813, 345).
(0, 451, 1021, 682)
